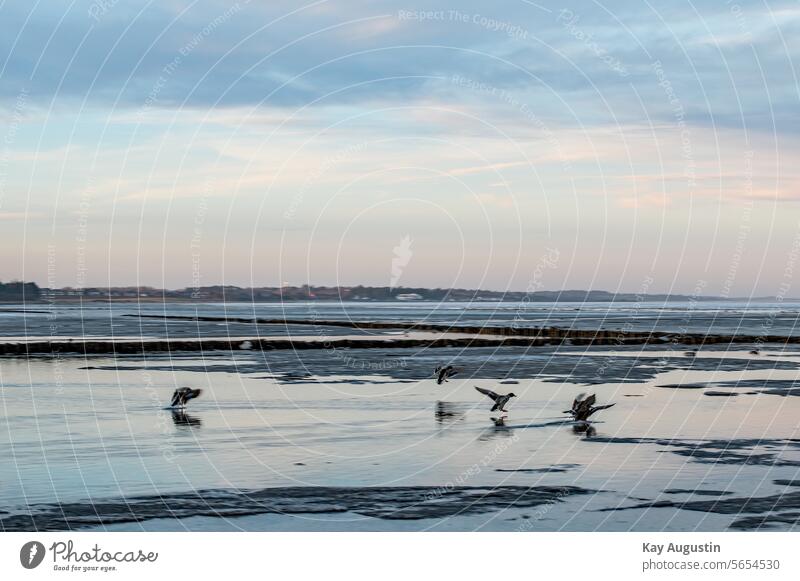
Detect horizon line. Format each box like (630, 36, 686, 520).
(1, 280, 789, 301)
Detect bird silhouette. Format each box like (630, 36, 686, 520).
(564, 393, 615, 422)
(169, 387, 202, 408)
(434, 365, 458, 385)
(474, 386, 516, 412)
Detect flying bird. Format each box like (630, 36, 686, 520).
(564, 393, 615, 422)
(434, 365, 458, 385)
(169, 387, 202, 409)
(474, 386, 516, 412)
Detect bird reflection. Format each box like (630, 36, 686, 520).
(479, 427, 515, 441)
(478, 417, 515, 441)
(171, 409, 202, 427)
(435, 401, 465, 425)
(572, 422, 596, 438)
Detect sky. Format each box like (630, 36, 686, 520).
(1, 0, 799, 295)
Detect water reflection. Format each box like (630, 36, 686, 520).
(572, 422, 596, 438)
(479, 417, 515, 440)
(171, 410, 202, 428)
(434, 401, 465, 425)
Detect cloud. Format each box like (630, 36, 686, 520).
(0, 0, 794, 138)
(2, 0, 799, 293)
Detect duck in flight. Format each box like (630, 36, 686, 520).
(169, 387, 202, 409)
(434, 365, 458, 385)
(474, 386, 516, 412)
(564, 393, 614, 422)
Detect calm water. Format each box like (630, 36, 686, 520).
(2, 302, 800, 531)
(2, 300, 800, 338)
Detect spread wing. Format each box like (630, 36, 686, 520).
(474, 386, 500, 401)
(565, 392, 585, 413)
(591, 403, 615, 412)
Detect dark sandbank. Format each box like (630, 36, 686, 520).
(0, 485, 597, 531)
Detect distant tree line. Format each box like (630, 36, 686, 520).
(0, 281, 41, 301)
(21, 283, 723, 302)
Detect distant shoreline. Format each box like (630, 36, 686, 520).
(1, 296, 793, 304)
(0, 281, 791, 303)
(0, 294, 785, 304)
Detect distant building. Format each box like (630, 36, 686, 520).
(395, 293, 423, 301)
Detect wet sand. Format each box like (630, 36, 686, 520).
(2, 343, 800, 531)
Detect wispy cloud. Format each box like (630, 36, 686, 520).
(1, 0, 799, 293)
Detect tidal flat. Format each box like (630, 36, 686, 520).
(2, 301, 800, 531)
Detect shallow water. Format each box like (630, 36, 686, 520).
(4, 299, 800, 338)
(3, 342, 800, 531)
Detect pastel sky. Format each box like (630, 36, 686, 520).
(1, 0, 799, 295)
